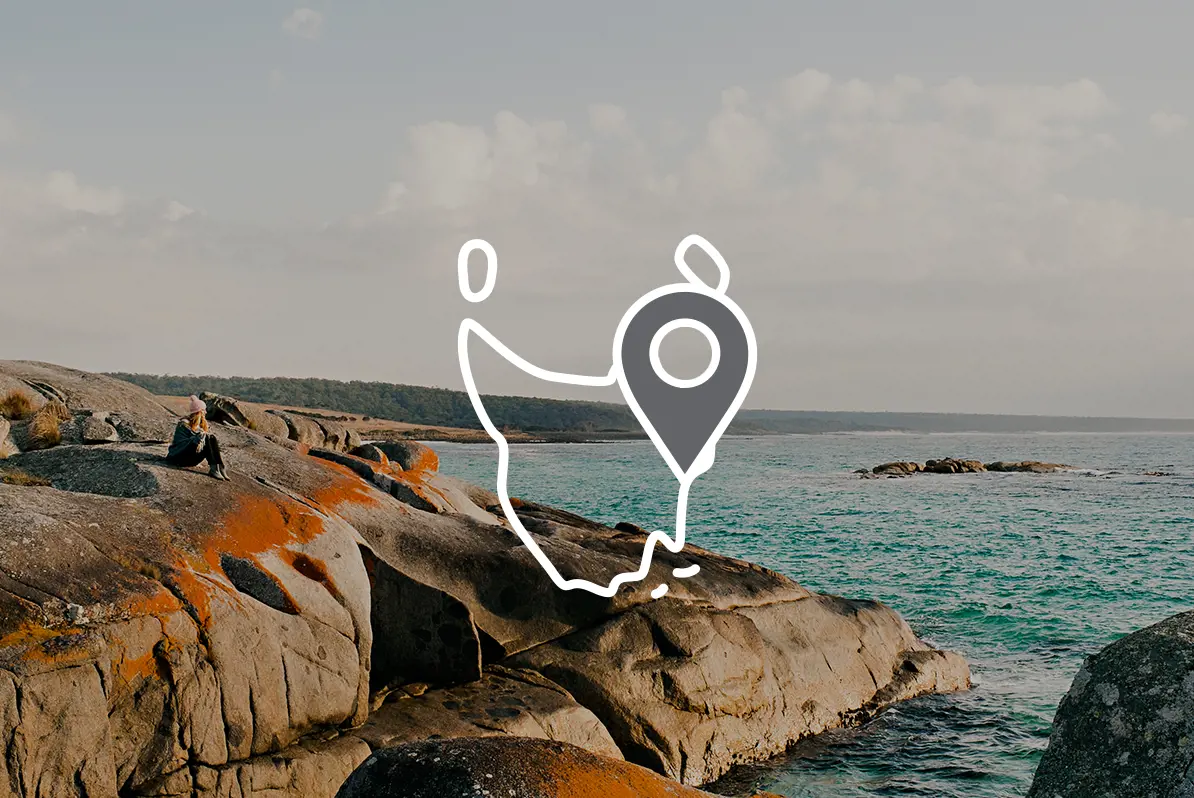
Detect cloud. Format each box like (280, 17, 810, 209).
(0, 170, 125, 218)
(162, 200, 197, 222)
(268, 68, 285, 87)
(588, 103, 629, 137)
(774, 69, 833, 116)
(351, 72, 1193, 414)
(6, 70, 1194, 416)
(283, 8, 324, 40)
(935, 77, 1114, 136)
(1149, 110, 1188, 137)
(380, 111, 587, 213)
(44, 171, 126, 215)
(683, 88, 775, 197)
(375, 73, 1121, 224)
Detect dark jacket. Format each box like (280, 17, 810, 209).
(166, 419, 208, 466)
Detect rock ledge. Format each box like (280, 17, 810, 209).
(0, 360, 971, 797)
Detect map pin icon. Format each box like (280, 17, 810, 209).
(613, 235, 758, 484)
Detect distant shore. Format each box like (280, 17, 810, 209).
(375, 428, 654, 445)
(115, 371, 1194, 438)
(153, 394, 1194, 446)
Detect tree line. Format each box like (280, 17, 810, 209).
(109, 373, 641, 432)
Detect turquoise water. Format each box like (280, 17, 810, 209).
(427, 433, 1194, 797)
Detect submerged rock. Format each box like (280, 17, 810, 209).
(0, 361, 971, 797)
(1027, 610, 1194, 798)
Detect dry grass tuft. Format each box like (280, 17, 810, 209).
(0, 469, 51, 487)
(136, 562, 164, 582)
(41, 399, 72, 422)
(26, 407, 65, 450)
(0, 390, 35, 420)
(108, 550, 165, 582)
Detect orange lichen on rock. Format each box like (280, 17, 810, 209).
(165, 565, 217, 630)
(113, 642, 166, 683)
(308, 459, 386, 512)
(203, 491, 330, 570)
(306, 447, 454, 514)
(0, 623, 77, 654)
(337, 738, 782, 798)
(405, 445, 438, 473)
(385, 465, 436, 495)
(546, 748, 717, 798)
(1, 624, 98, 670)
(0, 552, 184, 673)
(120, 584, 186, 625)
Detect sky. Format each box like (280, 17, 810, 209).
(2, 1, 1193, 417)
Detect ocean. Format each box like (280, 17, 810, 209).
(427, 433, 1194, 798)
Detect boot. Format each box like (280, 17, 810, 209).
(209, 463, 229, 481)
(218, 464, 230, 481)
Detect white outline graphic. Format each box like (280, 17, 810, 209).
(457, 234, 758, 598)
(458, 239, 498, 302)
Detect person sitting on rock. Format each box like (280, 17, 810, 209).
(166, 395, 229, 480)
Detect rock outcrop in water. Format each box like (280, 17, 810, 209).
(1027, 610, 1194, 798)
(0, 360, 971, 796)
(865, 458, 1072, 478)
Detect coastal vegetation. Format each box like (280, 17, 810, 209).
(108, 373, 1194, 436)
(110, 372, 639, 433)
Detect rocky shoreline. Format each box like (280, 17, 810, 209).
(0, 361, 970, 797)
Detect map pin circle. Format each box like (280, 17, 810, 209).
(614, 284, 757, 483)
